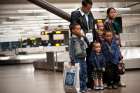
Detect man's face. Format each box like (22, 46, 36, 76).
(83, 4, 92, 13)
(105, 32, 113, 42)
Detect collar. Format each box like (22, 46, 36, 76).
(106, 17, 114, 23)
(78, 8, 85, 16)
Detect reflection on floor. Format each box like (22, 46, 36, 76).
(0, 64, 140, 93)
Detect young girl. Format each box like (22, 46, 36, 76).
(89, 42, 106, 90)
(102, 31, 121, 89)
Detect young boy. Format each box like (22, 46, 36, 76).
(69, 23, 88, 93)
(102, 31, 121, 89)
(89, 42, 106, 90)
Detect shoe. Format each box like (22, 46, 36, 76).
(87, 88, 92, 91)
(104, 84, 108, 89)
(107, 85, 112, 89)
(80, 90, 86, 93)
(112, 85, 118, 89)
(94, 86, 100, 90)
(118, 83, 126, 87)
(99, 85, 104, 90)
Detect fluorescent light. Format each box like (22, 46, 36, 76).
(122, 14, 140, 16)
(17, 10, 47, 13)
(92, 8, 131, 12)
(16, 54, 46, 60)
(17, 7, 130, 14)
(8, 16, 21, 20)
(2, 21, 14, 25)
(0, 56, 11, 60)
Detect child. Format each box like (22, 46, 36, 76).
(69, 23, 88, 93)
(89, 42, 106, 90)
(102, 31, 121, 89)
(96, 19, 105, 45)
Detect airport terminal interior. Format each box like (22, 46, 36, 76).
(0, 0, 140, 93)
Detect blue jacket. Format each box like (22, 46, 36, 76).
(89, 51, 106, 69)
(102, 39, 121, 65)
(69, 37, 87, 63)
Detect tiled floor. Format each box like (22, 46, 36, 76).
(0, 64, 140, 93)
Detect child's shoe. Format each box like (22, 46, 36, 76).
(87, 88, 92, 91)
(94, 86, 100, 90)
(112, 85, 118, 89)
(80, 90, 86, 93)
(99, 85, 104, 90)
(107, 85, 112, 89)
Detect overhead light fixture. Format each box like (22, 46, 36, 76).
(17, 10, 47, 13)
(63, 8, 131, 12)
(2, 21, 14, 25)
(0, 56, 11, 60)
(92, 8, 130, 12)
(17, 8, 130, 14)
(122, 14, 140, 16)
(8, 16, 21, 20)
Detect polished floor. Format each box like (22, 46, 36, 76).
(0, 64, 140, 93)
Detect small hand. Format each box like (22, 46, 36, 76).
(102, 67, 105, 72)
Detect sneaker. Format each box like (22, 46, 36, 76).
(94, 86, 100, 90)
(118, 82, 126, 87)
(104, 84, 108, 89)
(80, 90, 86, 93)
(87, 88, 92, 91)
(107, 85, 112, 89)
(112, 85, 118, 89)
(99, 86, 104, 90)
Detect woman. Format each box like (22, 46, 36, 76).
(104, 7, 122, 46)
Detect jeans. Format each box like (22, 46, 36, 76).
(76, 58, 87, 91)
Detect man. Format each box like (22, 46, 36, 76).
(70, 0, 96, 43)
(70, 0, 97, 90)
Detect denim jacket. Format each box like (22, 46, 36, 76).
(69, 37, 87, 63)
(89, 51, 106, 69)
(102, 39, 121, 65)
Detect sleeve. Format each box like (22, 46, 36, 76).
(114, 44, 122, 64)
(102, 43, 109, 62)
(92, 16, 97, 42)
(69, 38, 76, 64)
(89, 53, 96, 68)
(102, 55, 106, 68)
(70, 11, 79, 25)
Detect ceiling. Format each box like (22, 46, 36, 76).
(0, 0, 139, 4)
(0, 0, 140, 42)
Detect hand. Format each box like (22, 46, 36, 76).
(102, 67, 105, 72)
(94, 68, 97, 71)
(120, 60, 124, 63)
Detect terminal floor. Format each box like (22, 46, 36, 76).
(0, 64, 140, 93)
